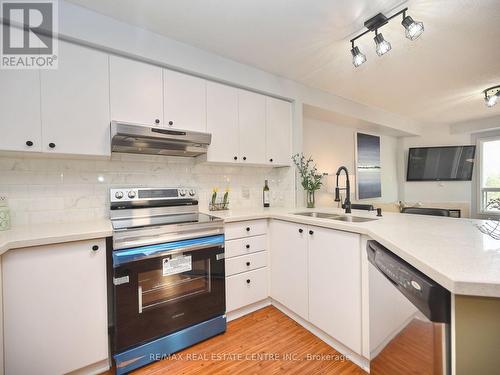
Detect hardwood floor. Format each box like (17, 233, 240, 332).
(104, 306, 367, 374)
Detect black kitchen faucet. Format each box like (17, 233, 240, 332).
(334, 166, 352, 214)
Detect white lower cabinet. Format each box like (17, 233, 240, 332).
(269, 220, 308, 319)
(308, 226, 362, 354)
(269, 220, 362, 355)
(2, 239, 108, 375)
(225, 235, 267, 258)
(225, 219, 267, 240)
(226, 251, 267, 276)
(226, 268, 268, 312)
(225, 220, 269, 313)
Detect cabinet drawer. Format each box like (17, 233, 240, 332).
(225, 219, 267, 240)
(225, 251, 267, 276)
(225, 235, 266, 258)
(226, 268, 268, 312)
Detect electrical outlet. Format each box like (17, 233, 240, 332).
(241, 186, 250, 199)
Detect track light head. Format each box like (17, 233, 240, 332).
(402, 15, 424, 40)
(351, 46, 367, 67)
(485, 93, 499, 108)
(483, 86, 500, 108)
(374, 33, 391, 56)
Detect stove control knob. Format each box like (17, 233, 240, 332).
(128, 190, 136, 199)
(189, 189, 196, 196)
(179, 189, 186, 197)
(114, 191, 124, 199)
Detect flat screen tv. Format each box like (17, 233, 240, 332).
(407, 145, 476, 181)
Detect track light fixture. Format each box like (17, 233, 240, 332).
(483, 86, 500, 108)
(349, 7, 424, 67)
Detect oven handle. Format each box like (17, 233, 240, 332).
(112, 234, 224, 267)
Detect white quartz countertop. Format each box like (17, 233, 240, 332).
(1, 207, 499, 298)
(202, 207, 500, 298)
(0, 219, 112, 256)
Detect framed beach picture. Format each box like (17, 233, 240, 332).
(355, 132, 381, 199)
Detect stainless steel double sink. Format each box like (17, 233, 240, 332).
(293, 211, 377, 222)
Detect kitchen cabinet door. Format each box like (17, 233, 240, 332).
(0, 69, 42, 152)
(269, 220, 308, 319)
(3, 239, 108, 375)
(238, 89, 266, 164)
(266, 97, 291, 166)
(41, 41, 110, 156)
(110, 56, 163, 126)
(206, 81, 239, 163)
(308, 226, 362, 354)
(164, 69, 206, 132)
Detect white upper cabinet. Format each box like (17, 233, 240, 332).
(206, 81, 239, 163)
(266, 97, 292, 166)
(40, 41, 110, 156)
(164, 69, 206, 132)
(0, 69, 42, 152)
(109, 56, 163, 126)
(0, 41, 292, 165)
(238, 90, 266, 164)
(270, 220, 309, 320)
(308, 226, 362, 354)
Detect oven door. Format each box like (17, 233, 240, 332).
(111, 235, 225, 353)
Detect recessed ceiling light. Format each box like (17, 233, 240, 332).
(483, 86, 500, 108)
(351, 46, 367, 67)
(374, 33, 391, 56)
(401, 15, 424, 41)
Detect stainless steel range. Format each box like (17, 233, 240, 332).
(107, 187, 226, 374)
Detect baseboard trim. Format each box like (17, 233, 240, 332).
(66, 358, 110, 375)
(226, 298, 271, 321)
(270, 299, 369, 372)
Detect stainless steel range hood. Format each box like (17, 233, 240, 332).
(110, 121, 211, 157)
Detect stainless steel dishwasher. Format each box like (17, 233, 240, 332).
(367, 240, 451, 375)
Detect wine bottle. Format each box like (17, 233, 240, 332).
(263, 180, 270, 208)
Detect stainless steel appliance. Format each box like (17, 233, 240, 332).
(108, 187, 225, 374)
(110, 121, 212, 156)
(367, 240, 451, 375)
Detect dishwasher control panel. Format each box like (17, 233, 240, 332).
(374, 253, 426, 296)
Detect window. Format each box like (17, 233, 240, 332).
(478, 137, 500, 214)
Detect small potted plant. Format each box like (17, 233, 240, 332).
(292, 153, 323, 208)
(209, 186, 230, 211)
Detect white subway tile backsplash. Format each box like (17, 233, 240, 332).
(0, 154, 294, 225)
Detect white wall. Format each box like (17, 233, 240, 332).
(303, 118, 399, 207)
(398, 126, 472, 205)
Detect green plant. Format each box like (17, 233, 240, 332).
(292, 153, 323, 192)
(222, 187, 230, 207)
(211, 187, 218, 205)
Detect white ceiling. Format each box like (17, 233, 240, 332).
(67, 0, 500, 127)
